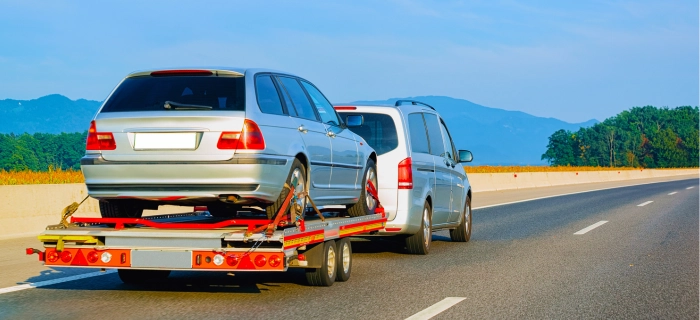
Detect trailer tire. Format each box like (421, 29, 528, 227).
(117, 269, 170, 284)
(305, 240, 337, 286)
(405, 201, 432, 255)
(449, 196, 472, 242)
(99, 200, 144, 218)
(347, 158, 378, 217)
(335, 238, 352, 282)
(265, 158, 306, 220)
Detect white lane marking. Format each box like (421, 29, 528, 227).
(574, 221, 608, 235)
(668, 192, 677, 195)
(405, 297, 466, 320)
(637, 201, 653, 207)
(686, 186, 695, 189)
(472, 179, 695, 210)
(0, 270, 115, 295)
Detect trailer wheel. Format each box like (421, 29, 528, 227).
(117, 269, 170, 284)
(305, 240, 337, 286)
(99, 200, 144, 218)
(347, 158, 378, 217)
(335, 238, 352, 282)
(405, 201, 432, 255)
(449, 196, 472, 242)
(266, 158, 306, 220)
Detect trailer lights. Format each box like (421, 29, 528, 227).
(226, 254, 240, 266)
(297, 254, 306, 261)
(268, 255, 282, 268)
(101, 252, 112, 263)
(47, 250, 60, 263)
(254, 255, 267, 267)
(213, 254, 225, 266)
(60, 251, 72, 263)
(87, 251, 100, 263)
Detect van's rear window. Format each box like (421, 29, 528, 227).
(101, 76, 245, 112)
(343, 113, 398, 155)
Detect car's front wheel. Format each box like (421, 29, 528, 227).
(347, 158, 378, 217)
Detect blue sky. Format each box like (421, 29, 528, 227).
(0, 0, 696, 123)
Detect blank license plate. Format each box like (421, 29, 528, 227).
(134, 133, 196, 150)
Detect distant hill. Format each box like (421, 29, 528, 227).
(349, 96, 598, 165)
(0, 94, 101, 134)
(0, 94, 597, 165)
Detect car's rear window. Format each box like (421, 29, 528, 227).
(101, 76, 245, 112)
(342, 113, 398, 155)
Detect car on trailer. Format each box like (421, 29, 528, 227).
(81, 67, 378, 220)
(336, 100, 474, 254)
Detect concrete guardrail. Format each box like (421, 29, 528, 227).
(1, 168, 697, 239)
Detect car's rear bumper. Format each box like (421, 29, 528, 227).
(81, 154, 291, 203)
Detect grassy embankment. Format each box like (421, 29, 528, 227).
(0, 166, 674, 185)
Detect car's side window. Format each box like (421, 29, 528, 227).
(438, 119, 455, 161)
(300, 81, 341, 126)
(255, 75, 284, 115)
(277, 77, 318, 121)
(407, 113, 430, 154)
(423, 113, 445, 157)
(440, 118, 458, 162)
(274, 77, 297, 117)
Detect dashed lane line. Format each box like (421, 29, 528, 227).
(637, 201, 654, 207)
(405, 297, 466, 320)
(686, 186, 695, 189)
(0, 270, 115, 295)
(574, 221, 608, 235)
(668, 192, 678, 195)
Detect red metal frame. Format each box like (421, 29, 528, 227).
(69, 216, 274, 230)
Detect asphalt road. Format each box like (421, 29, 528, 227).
(1, 178, 697, 319)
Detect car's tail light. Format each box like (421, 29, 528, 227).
(86, 121, 116, 150)
(334, 106, 356, 110)
(398, 157, 413, 189)
(217, 119, 265, 150)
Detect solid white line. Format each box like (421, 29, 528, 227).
(405, 297, 466, 320)
(574, 221, 608, 235)
(637, 201, 653, 207)
(686, 186, 695, 189)
(472, 179, 696, 210)
(668, 192, 678, 195)
(0, 270, 115, 295)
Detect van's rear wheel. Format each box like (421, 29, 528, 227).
(347, 159, 378, 217)
(405, 201, 432, 255)
(99, 200, 144, 218)
(265, 158, 306, 220)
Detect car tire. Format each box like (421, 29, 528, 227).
(347, 158, 378, 217)
(207, 203, 241, 218)
(99, 200, 144, 218)
(405, 201, 431, 255)
(265, 158, 307, 220)
(117, 269, 170, 284)
(449, 196, 472, 242)
(305, 240, 337, 286)
(335, 238, 352, 282)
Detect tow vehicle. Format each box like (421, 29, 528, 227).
(26, 181, 386, 286)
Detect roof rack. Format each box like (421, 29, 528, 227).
(394, 100, 435, 110)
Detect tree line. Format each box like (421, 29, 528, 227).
(0, 132, 87, 171)
(542, 106, 699, 168)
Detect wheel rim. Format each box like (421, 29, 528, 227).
(422, 207, 430, 249)
(365, 167, 378, 210)
(327, 246, 336, 279)
(291, 168, 307, 211)
(341, 242, 351, 274)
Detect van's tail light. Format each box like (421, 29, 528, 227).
(217, 119, 265, 150)
(398, 157, 413, 189)
(86, 121, 116, 150)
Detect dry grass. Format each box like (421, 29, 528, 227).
(0, 168, 84, 185)
(464, 166, 648, 173)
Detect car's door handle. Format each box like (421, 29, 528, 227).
(326, 131, 336, 138)
(298, 126, 308, 133)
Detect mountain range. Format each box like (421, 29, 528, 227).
(0, 94, 597, 165)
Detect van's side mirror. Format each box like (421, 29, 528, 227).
(458, 150, 473, 163)
(345, 115, 363, 127)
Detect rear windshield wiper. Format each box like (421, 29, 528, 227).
(164, 101, 213, 110)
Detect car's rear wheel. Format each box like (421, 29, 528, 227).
(265, 158, 307, 220)
(347, 158, 378, 217)
(99, 200, 144, 218)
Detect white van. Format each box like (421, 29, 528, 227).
(336, 100, 474, 254)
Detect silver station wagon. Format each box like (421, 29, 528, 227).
(81, 68, 378, 219)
